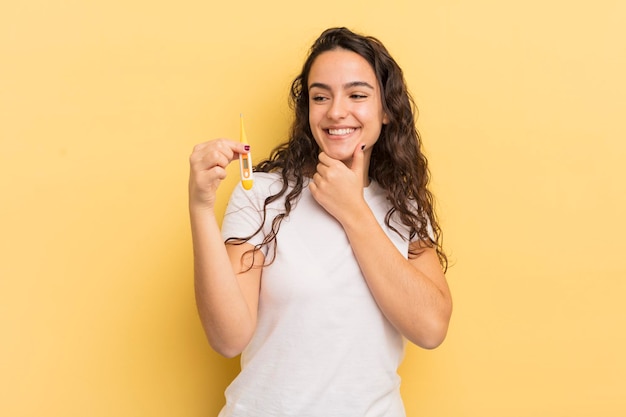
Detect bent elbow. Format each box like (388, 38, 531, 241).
(418, 328, 448, 350)
(199, 314, 256, 359)
(411, 308, 452, 350)
(209, 339, 248, 359)
(217, 347, 243, 359)
(204, 324, 254, 359)
(416, 324, 449, 349)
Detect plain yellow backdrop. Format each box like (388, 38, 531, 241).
(1, 1, 625, 416)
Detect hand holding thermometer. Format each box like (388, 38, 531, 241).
(239, 114, 254, 190)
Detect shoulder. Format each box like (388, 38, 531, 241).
(252, 171, 283, 186)
(363, 180, 391, 211)
(247, 172, 285, 197)
(228, 172, 287, 208)
(232, 172, 283, 194)
(365, 180, 427, 241)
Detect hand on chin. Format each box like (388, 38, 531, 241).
(322, 145, 355, 165)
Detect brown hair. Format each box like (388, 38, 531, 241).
(228, 27, 447, 271)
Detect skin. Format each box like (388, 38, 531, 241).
(189, 139, 263, 357)
(307, 48, 389, 179)
(189, 49, 452, 357)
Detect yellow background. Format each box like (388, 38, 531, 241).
(1, 1, 625, 416)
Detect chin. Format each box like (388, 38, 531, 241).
(328, 151, 353, 163)
(321, 144, 354, 160)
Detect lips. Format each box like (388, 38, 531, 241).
(327, 128, 356, 136)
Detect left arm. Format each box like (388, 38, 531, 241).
(310, 146, 452, 349)
(340, 208, 452, 349)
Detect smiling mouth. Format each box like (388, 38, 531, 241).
(327, 128, 356, 136)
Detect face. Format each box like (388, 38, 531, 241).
(307, 48, 389, 167)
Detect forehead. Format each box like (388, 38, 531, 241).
(308, 49, 378, 87)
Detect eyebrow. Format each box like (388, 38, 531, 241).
(308, 81, 375, 91)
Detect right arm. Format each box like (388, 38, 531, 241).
(188, 139, 263, 358)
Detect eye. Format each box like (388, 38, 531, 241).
(350, 93, 368, 100)
(311, 95, 328, 102)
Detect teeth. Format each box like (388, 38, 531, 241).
(328, 128, 355, 135)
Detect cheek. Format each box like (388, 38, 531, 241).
(307, 112, 324, 143)
(308, 110, 327, 142)
(355, 106, 384, 126)
(308, 106, 323, 125)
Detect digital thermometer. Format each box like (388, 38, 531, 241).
(239, 114, 254, 190)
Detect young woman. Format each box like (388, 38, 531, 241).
(189, 27, 452, 417)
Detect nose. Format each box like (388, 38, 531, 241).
(327, 97, 348, 120)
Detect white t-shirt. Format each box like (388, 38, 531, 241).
(219, 172, 413, 417)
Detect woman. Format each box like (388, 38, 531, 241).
(189, 27, 452, 417)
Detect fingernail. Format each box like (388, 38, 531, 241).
(244, 145, 250, 151)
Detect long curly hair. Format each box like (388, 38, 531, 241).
(228, 27, 447, 271)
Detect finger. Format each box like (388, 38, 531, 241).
(214, 138, 250, 161)
(317, 151, 337, 167)
(308, 176, 319, 198)
(315, 161, 328, 178)
(207, 165, 228, 181)
(192, 140, 246, 171)
(202, 150, 231, 170)
(310, 172, 324, 199)
(350, 142, 366, 175)
(192, 139, 249, 163)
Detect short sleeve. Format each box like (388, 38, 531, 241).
(411, 204, 436, 243)
(220, 173, 284, 257)
(388, 198, 435, 244)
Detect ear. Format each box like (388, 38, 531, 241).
(382, 113, 390, 125)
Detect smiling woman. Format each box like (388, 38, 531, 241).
(188, 27, 451, 416)
(307, 49, 389, 169)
